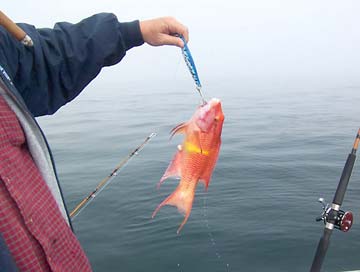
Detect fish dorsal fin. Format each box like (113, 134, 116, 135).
(170, 122, 188, 139)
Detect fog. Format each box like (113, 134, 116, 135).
(2, 1, 360, 86)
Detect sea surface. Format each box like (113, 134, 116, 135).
(38, 77, 360, 272)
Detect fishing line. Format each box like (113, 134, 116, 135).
(173, 35, 229, 271)
(173, 51, 183, 82)
(70, 132, 156, 220)
(202, 194, 231, 272)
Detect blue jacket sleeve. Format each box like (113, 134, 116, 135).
(0, 13, 144, 116)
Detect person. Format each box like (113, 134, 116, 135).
(0, 11, 188, 271)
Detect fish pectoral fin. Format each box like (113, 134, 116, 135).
(170, 122, 188, 139)
(152, 184, 195, 234)
(157, 150, 183, 189)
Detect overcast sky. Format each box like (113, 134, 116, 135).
(2, 1, 360, 85)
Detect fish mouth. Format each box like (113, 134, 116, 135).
(200, 98, 221, 108)
(211, 98, 220, 103)
(208, 98, 221, 107)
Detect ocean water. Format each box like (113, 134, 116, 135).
(38, 78, 360, 272)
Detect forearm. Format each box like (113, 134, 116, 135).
(1, 13, 144, 116)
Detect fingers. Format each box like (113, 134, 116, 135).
(165, 17, 189, 45)
(140, 17, 189, 48)
(159, 34, 185, 47)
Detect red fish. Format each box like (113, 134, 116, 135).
(152, 98, 224, 233)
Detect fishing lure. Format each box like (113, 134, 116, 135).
(179, 35, 206, 104)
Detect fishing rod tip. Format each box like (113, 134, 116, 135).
(353, 134, 360, 150)
(351, 129, 360, 153)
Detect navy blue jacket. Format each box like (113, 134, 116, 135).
(0, 13, 144, 116)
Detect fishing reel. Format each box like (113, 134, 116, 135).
(315, 198, 353, 232)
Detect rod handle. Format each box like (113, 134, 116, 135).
(310, 228, 332, 272)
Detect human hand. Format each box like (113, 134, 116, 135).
(140, 17, 189, 48)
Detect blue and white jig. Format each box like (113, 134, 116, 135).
(179, 35, 207, 105)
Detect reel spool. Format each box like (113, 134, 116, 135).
(316, 198, 354, 232)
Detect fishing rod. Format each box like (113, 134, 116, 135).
(70, 132, 156, 219)
(310, 128, 360, 272)
(0, 10, 33, 46)
(178, 34, 207, 105)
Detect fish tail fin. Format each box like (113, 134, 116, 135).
(152, 183, 195, 234)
